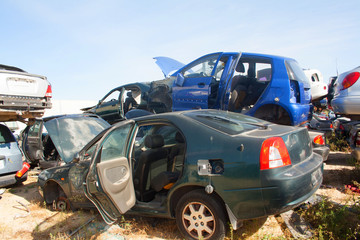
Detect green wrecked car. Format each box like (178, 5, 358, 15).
(38, 109, 323, 239)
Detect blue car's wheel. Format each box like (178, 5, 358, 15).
(175, 189, 226, 240)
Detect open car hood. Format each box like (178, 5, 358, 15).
(44, 115, 110, 164)
(153, 56, 185, 77)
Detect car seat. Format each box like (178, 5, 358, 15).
(133, 134, 168, 202)
(229, 63, 249, 111)
(151, 131, 185, 192)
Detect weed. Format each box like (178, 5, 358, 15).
(300, 198, 360, 239)
(8, 188, 18, 194)
(327, 133, 350, 152)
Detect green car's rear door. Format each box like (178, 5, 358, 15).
(84, 122, 135, 224)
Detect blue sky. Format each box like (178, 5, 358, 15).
(1, 0, 359, 100)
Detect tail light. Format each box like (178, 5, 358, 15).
(15, 162, 30, 178)
(313, 135, 325, 145)
(260, 137, 291, 170)
(45, 84, 52, 98)
(341, 72, 360, 90)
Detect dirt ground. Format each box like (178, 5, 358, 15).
(0, 151, 357, 240)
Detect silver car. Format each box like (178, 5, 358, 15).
(331, 66, 360, 120)
(0, 64, 52, 122)
(0, 123, 26, 187)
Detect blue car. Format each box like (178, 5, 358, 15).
(86, 52, 312, 126)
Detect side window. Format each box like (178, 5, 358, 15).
(256, 63, 272, 82)
(134, 124, 179, 149)
(28, 121, 42, 137)
(0, 125, 15, 143)
(101, 89, 121, 104)
(285, 60, 310, 86)
(99, 123, 132, 162)
(311, 74, 319, 82)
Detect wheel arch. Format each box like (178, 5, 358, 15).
(43, 180, 67, 205)
(253, 103, 293, 125)
(169, 186, 228, 220)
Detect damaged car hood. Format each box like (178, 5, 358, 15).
(44, 115, 110, 164)
(153, 56, 185, 77)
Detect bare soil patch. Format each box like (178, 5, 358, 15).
(0, 152, 357, 239)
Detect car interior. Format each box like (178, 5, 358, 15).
(229, 60, 272, 113)
(132, 124, 185, 203)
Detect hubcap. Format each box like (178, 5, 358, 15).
(182, 201, 215, 239)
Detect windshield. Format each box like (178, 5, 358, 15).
(184, 110, 268, 135)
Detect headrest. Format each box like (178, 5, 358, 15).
(145, 134, 164, 149)
(175, 131, 185, 143)
(236, 63, 245, 73)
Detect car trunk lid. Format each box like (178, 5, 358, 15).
(0, 70, 49, 98)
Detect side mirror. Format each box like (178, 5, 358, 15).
(175, 73, 185, 87)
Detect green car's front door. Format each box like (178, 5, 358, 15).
(84, 122, 135, 224)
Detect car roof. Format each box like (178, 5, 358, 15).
(241, 52, 294, 61)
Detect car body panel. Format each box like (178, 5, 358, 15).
(304, 69, 328, 101)
(0, 123, 24, 187)
(331, 66, 360, 118)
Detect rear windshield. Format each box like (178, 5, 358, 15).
(184, 111, 267, 135)
(285, 60, 310, 87)
(0, 124, 16, 144)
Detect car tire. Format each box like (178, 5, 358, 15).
(175, 189, 226, 240)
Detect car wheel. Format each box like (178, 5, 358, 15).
(175, 189, 226, 240)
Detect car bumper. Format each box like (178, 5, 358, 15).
(313, 146, 330, 161)
(0, 172, 28, 187)
(260, 154, 323, 216)
(221, 154, 323, 220)
(331, 95, 360, 115)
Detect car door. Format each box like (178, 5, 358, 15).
(21, 120, 44, 164)
(95, 88, 124, 123)
(171, 53, 223, 111)
(84, 122, 136, 224)
(172, 52, 241, 111)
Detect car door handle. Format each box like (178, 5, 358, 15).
(198, 83, 206, 88)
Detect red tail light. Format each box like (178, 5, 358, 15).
(45, 84, 52, 98)
(260, 137, 291, 170)
(15, 162, 30, 178)
(313, 135, 325, 145)
(341, 72, 360, 90)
